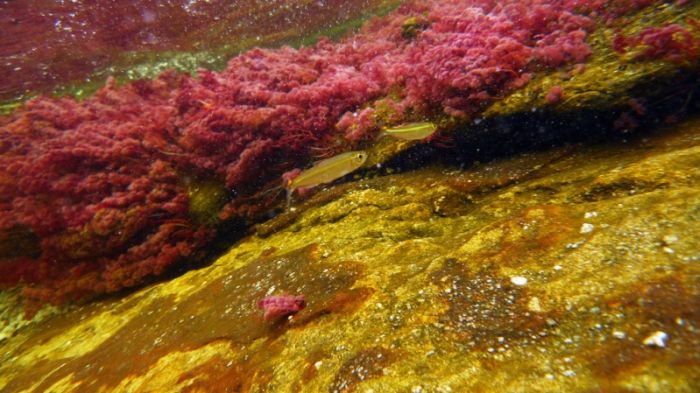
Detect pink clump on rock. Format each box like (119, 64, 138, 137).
(257, 294, 306, 321)
(0, 0, 670, 309)
(545, 85, 565, 104)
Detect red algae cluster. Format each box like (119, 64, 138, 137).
(613, 21, 700, 63)
(0, 0, 685, 308)
(0, 0, 388, 103)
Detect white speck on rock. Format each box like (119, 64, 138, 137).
(584, 211, 598, 219)
(643, 331, 669, 347)
(612, 331, 626, 339)
(566, 241, 584, 249)
(511, 276, 528, 286)
(662, 247, 675, 254)
(528, 297, 542, 312)
(563, 370, 576, 377)
(314, 361, 323, 369)
(663, 234, 679, 244)
(580, 223, 595, 234)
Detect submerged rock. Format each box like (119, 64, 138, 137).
(1, 0, 699, 306)
(2, 112, 699, 392)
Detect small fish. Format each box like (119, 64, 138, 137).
(286, 150, 368, 205)
(257, 294, 306, 321)
(382, 121, 437, 140)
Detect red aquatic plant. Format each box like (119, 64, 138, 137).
(257, 294, 306, 321)
(612, 22, 700, 63)
(545, 85, 565, 104)
(0, 0, 672, 309)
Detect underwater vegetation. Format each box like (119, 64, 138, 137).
(257, 294, 307, 321)
(0, 0, 698, 311)
(0, 0, 400, 109)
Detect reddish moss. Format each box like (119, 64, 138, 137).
(613, 22, 700, 63)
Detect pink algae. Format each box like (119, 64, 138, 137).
(545, 85, 565, 104)
(257, 294, 306, 321)
(0, 0, 673, 308)
(612, 22, 700, 63)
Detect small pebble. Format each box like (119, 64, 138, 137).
(643, 331, 669, 347)
(511, 276, 528, 286)
(662, 234, 679, 244)
(580, 223, 595, 234)
(584, 211, 598, 219)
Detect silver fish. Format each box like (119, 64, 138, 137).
(286, 150, 368, 205)
(382, 121, 437, 140)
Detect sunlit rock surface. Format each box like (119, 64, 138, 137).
(2, 112, 699, 392)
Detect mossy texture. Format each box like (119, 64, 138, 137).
(2, 114, 699, 392)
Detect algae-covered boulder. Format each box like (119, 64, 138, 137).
(1, 0, 699, 308)
(1, 1, 700, 392)
(2, 112, 699, 392)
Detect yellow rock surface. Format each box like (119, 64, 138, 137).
(2, 114, 699, 392)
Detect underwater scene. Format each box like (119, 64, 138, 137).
(1, 0, 699, 391)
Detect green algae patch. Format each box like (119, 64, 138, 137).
(185, 177, 228, 227)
